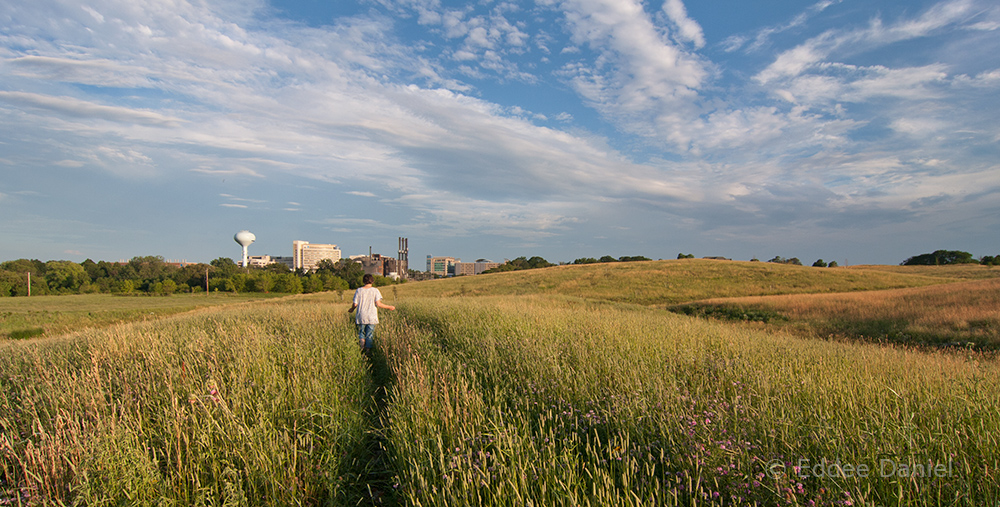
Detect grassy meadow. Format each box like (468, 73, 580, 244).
(675, 277, 1000, 349)
(0, 293, 284, 341)
(399, 260, 962, 305)
(1, 260, 998, 505)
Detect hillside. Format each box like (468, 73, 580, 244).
(2, 262, 997, 505)
(395, 259, 962, 306)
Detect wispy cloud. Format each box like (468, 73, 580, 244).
(0, 91, 183, 127)
(1, 0, 998, 264)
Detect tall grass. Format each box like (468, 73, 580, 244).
(3, 264, 998, 506)
(379, 296, 999, 506)
(686, 278, 1000, 348)
(0, 293, 282, 340)
(0, 297, 371, 505)
(396, 260, 954, 305)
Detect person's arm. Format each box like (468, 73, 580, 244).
(348, 289, 359, 312)
(376, 300, 395, 311)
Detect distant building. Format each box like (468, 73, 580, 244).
(454, 259, 501, 275)
(293, 241, 341, 271)
(427, 255, 458, 277)
(241, 255, 294, 269)
(246, 255, 275, 268)
(353, 253, 404, 280)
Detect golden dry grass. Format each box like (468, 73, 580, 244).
(692, 277, 1000, 348)
(397, 259, 954, 305)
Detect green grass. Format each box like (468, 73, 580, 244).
(398, 259, 958, 305)
(848, 264, 1000, 280)
(2, 262, 998, 505)
(0, 292, 284, 340)
(1, 295, 374, 505)
(675, 277, 1000, 350)
(379, 296, 999, 505)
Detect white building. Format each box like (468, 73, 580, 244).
(293, 240, 341, 271)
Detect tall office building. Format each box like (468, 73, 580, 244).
(293, 240, 342, 271)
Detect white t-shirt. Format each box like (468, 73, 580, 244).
(353, 286, 383, 324)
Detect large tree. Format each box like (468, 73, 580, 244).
(901, 250, 976, 266)
(44, 261, 89, 293)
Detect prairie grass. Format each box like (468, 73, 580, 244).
(379, 296, 1000, 506)
(849, 264, 1000, 280)
(683, 278, 1000, 349)
(0, 293, 282, 340)
(0, 296, 372, 505)
(397, 260, 956, 305)
(2, 263, 998, 506)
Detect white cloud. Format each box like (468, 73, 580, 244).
(722, 0, 840, 53)
(757, 0, 976, 84)
(553, 0, 709, 148)
(0, 91, 183, 127)
(2, 0, 999, 263)
(662, 0, 705, 48)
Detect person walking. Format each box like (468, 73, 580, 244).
(348, 274, 395, 352)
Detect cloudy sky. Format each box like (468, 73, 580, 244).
(1, 0, 998, 266)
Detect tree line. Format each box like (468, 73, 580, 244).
(901, 250, 1000, 266)
(0, 256, 402, 297)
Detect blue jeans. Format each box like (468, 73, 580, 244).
(357, 324, 375, 350)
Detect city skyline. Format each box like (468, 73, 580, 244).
(1, 0, 998, 266)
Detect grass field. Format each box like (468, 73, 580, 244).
(673, 277, 1000, 349)
(1, 261, 998, 505)
(0, 293, 285, 341)
(398, 260, 965, 305)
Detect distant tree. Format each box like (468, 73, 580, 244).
(227, 273, 249, 293)
(1, 259, 46, 275)
(210, 257, 240, 278)
(677, 253, 695, 259)
(174, 263, 212, 290)
(828, 261, 839, 267)
(263, 262, 291, 274)
(980, 255, 999, 266)
(901, 250, 976, 266)
(302, 274, 325, 293)
(812, 259, 828, 267)
(129, 256, 172, 282)
(598, 255, 618, 263)
(0, 271, 23, 297)
(317, 259, 364, 289)
(484, 256, 555, 273)
(321, 273, 350, 291)
(618, 256, 651, 262)
(81, 259, 102, 281)
(114, 279, 136, 294)
(272, 273, 303, 294)
(247, 272, 276, 293)
(768, 256, 802, 266)
(44, 261, 89, 293)
(154, 279, 178, 295)
(573, 257, 599, 264)
(372, 275, 394, 287)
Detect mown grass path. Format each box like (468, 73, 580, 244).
(341, 344, 400, 506)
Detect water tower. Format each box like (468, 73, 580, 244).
(234, 230, 256, 267)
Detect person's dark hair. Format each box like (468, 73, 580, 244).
(363, 274, 374, 285)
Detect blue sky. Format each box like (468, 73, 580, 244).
(1, 0, 998, 266)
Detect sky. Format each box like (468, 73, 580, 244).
(1, 0, 998, 267)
